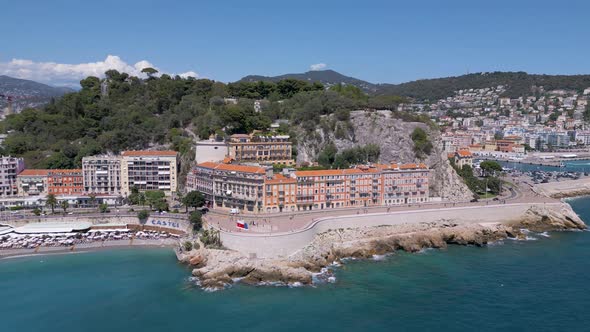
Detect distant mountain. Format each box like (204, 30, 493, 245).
(0, 75, 74, 114)
(239, 70, 590, 101)
(375, 72, 590, 101)
(240, 69, 378, 93)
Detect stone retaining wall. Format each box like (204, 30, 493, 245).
(218, 203, 559, 258)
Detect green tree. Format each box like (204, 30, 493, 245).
(480, 160, 503, 177)
(89, 194, 97, 210)
(61, 200, 69, 214)
(411, 127, 433, 159)
(189, 210, 203, 231)
(137, 210, 150, 223)
(141, 67, 159, 78)
(46, 194, 57, 214)
(182, 191, 205, 212)
(318, 143, 338, 168)
(99, 203, 109, 213)
(145, 190, 167, 211)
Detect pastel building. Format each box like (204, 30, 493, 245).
(0, 156, 25, 197)
(120, 150, 179, 197)
(16, 169, 50, 196)
(47, 169, 84, 196)
(187, 162, 430, 213)
(187, 161, 268, 212)
(228, 133, 294, 166)
(82, 155, 122, 195)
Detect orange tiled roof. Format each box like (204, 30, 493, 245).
(18, 169, 50, 176)
(121, 150, 178, 156)
(196, 162, 265, 174)
(457, 150, 473, 157)
(265, 174, 297, 184)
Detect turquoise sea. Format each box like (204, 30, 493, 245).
(494, 159, 590, 173)
(2, 198, 590, 331)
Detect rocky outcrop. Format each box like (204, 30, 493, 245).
(295, 110, 473, 201)
(179, 203, 585, 290)
(510, 203, 586, 231)
(534, 178, 590, 199)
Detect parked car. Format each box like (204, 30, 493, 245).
(470, 198, 479, 203)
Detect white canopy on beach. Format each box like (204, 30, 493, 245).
(12, 222, 93, 234)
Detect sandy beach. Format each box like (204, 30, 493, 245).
(0, 238, 178, 259)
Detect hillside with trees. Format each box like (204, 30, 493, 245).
(240, 70, 590, 102)
(0, 70, 408, 171)
(376, 71, 590, 101)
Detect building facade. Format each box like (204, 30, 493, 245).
(82, 155, 122, 195)
(0, 156, 25, 197)
(47, 169, 84, 196)
(16, 169, 50, 196)
(187, 161, 268, 212)
(120, 151, 179, 197)
(187, 162, 430, 213)
(228, 133, 294, 166)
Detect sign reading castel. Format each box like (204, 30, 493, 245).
(149, 219, 182, 229)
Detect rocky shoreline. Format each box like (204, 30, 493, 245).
(177, 203, 586, 290)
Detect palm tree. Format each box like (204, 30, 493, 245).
(89, 194, 97, 210)
(46, 194, 57, 214)
(61, 200, 69, 214)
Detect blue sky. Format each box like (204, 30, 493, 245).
(1, 0, 589, 86)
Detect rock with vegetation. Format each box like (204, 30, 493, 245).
(295, 110, 473, 201)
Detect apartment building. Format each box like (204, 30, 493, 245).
(228, 133, 294, 166)
(120, 151, 179, 197)
(0, 156, 25, 197)
(187, 162, 430, 213)
(187, 161, 269, 212)
(47, 169, 84, 196)
(82, 155, 122, 195)
(16, 169, 50, 196)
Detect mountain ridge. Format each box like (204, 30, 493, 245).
(0, 75, 74, 114)
(238, 70, 590, 100)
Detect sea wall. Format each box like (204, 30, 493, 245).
(217, 203, 560, 259)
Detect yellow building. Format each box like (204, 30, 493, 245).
(228, 133, 294, 166)
(120, 151, 179, 197)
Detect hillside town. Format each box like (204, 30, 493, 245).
(400, 85, 590, 157)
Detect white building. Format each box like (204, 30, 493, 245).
(0, 156, 24, 197)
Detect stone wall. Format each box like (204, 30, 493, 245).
(3, 214, 190, 234)
(218, 203, 563, 259)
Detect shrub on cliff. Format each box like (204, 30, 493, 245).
(411, 127, 433, 159)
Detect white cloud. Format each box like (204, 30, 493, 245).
(179, 71, 198, 79)
(310, 63, 327, 71)
(0, 55, 199, 87)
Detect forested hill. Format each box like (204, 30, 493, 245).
(0, 70, 405, 169)
(375, 72, 590, 101)
(240, 70, 377, 93)
(241, 70, 590, 101)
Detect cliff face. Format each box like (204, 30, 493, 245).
(295, 110, 473, 201)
